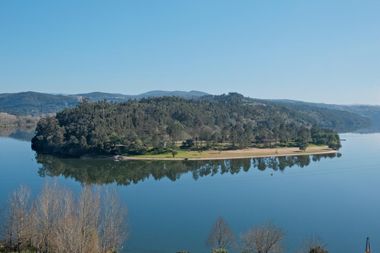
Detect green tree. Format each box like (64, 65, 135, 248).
(171, 149, 178, 158)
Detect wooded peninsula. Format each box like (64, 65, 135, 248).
(31, 93, 341, 158)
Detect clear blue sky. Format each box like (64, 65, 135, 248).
(1, 0, 379, 104)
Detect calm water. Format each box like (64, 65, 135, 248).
(0, 133, 379, 253)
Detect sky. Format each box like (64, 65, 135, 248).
(0, 0, 379, 105)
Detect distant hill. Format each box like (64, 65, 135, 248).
(0, 90, 379, 133)
(135, 90, 209, 99)
(343, 105, 380, 132)
(76, 92, 131, 102)
(270, 100, 380, 132)
(0, 92, 80, 116)
(77, 90, 209, 102)
(0, 90, 209, 116)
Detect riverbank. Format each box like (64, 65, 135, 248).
(120, 145, 337, 161)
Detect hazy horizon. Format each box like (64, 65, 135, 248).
(1, 1, 379, 105)
(2, 89, 379, 106)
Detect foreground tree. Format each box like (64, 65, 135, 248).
(207, 217, 236, 252)
(30, 182, 67, 252)
(1, 182, 127, 253)
(309, 246, 328, 253)
(297, 237, 328, 253)
(2, 186, 32, 252)
(212, 249, 228, 253)
(241, 223, 284, 253)
(99, 189, 128, 253)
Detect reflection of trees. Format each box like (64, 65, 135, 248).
(0, 128, 35, 141)
(36, 153, 340, 186)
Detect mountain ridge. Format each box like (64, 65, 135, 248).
(0, 90, 210, 116)
(0, 90, 379, 132)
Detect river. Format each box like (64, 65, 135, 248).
(0, 133, 379, 252)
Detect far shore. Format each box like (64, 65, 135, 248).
(119, 145, 337, 161)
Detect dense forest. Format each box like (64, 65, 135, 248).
(31, 93, 341, 157)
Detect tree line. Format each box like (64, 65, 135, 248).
(31, 93, 341, 157)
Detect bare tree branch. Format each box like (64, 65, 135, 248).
(241, 223, 284, 253)
(207, 217, 236, 251)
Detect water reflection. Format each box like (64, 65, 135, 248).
(0, 127, 35, 141)
(36, 153, 341, 186)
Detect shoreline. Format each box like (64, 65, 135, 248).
(119, 146, 338, 161)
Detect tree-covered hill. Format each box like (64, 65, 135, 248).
(267, 99, 371, 132)
(345, 105, 380, 132)
(270, 100, 377, 132)
(32, 93, 341, 157)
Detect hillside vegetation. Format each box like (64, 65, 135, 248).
(268, 100, 371, 132)
(32, 93, 341, 157)
(270, 100, 370, 132)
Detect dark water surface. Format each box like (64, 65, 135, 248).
(0, 133, 379, 253)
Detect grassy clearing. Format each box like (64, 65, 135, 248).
(125, 145, 336, 160)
